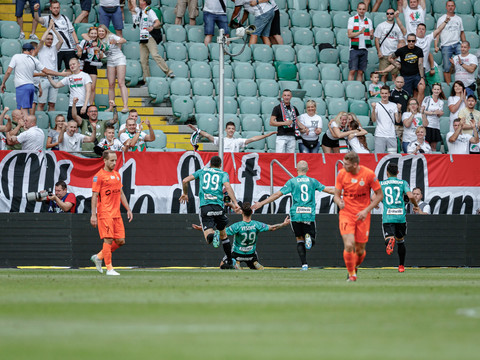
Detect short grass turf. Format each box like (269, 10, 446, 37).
(0, 268, 479, 360)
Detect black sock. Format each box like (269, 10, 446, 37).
(221, 239, 232, 261)
(297, 241, 307, 265)
(206, 233, 214, 244)
(397, 242, 406, 266)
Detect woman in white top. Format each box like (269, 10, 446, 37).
(97, 24, 128, 113)
(347, 119, 369, 153)
(297, 100, 322, 153)
(421, 83, 445, 152)
(447, 80, 466, 132)
(78, 27, 102, 106)
(322, 112, 356, 153)
(407, 126, 432, 154)
(402, 98, 423, 153)
(46, 114, 66, 150)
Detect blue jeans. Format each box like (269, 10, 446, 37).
(254, 8, 275, 37)
(203, 11, 228, 36)
(98, 6, 123, 30)
(403, 74, 421, 97)
(441, 42, 461, 72)
(299, 140, 320, 153)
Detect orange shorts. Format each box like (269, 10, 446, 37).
(98, 217, 125, 240)
(338, 213, 371, 243)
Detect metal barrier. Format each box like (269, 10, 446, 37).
(269, 159, 295, 213)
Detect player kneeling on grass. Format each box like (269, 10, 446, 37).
(219, 202, 290, 270)
(380, 162, 418, 273)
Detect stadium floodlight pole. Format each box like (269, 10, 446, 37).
(217, 25, 256, 170)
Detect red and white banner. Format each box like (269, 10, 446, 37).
(0, 150, 478, 214)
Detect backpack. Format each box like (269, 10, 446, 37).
(145, 6, 164, 44)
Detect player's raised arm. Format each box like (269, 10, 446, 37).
(180, 175, 195, 203)
(268, 216, 291, 231)
(251, 190, 284, 211)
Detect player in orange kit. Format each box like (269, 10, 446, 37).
(90, 150, 133, 276)
(333, 151, 383, 282)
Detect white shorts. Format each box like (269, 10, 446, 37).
(107, 54, 127, 67)
(38, 77, 59, 104)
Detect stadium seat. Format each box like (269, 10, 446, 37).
(319, 63, 341, 81)
(261, 97, 279, 116)
(124, 60, 143, 86)
(171, 95, 194, 123)
(455, 0, 472, 14)
(187, 25, 205, 43)
(122, 6, 132, 24)
(326, 97, 348, 114)
(309, 0, 328, 11)
(319, 48, 339, 64)
(122, 24, 140, 42)
(190, 61, 212, 79)
(161, 6, 177, 24)
(1, 93, 17, 110)
(0, 22, 21, 39)
(290, 10, 311, 28)
(254, 62, 276, 80)
(273, 45, 296, 62)
(329, 0, 349, 11)
(165, 24, 187, 43)
(287, 0, 307, 10)
(425, 14, 435, 31)
(475, 1, 480, 16)
(367, 48, 379, 66)
(122, 42, 140, 61)
(332, 12, 350, 29)
(232, 62, 254, 80)
(280, 28, 293, 45)
(94, 94, 109, 110)
(74, 5, 97, 23)
(231, 44, 252, 63)
(279, 10, 289, 27)
(334, 28, 349, 47)
(313, 28, 335, 46)
(167, 60, 189, 78)
(258, 79, 280, 98)
(345, 81, 366, 100)
(459, 15, 476, 32)
(55, 94, 70, 112)
(440, 117, 450, 135)
(465, 32, 480, 50)
(290, 97, 305, 113)
(432, 0, 448, 14)
(296, 46, 317, 64)
(191, 79, 214, 96)
(265, 132, 276, 152)
(338, 46, 350, 64)
(165, 42, 187, 61)
(47, 111, 67, 128)
(239, 97, 261, 115)
(214, 79, 236, 96)
(292, 28, 314, 46)
(148, 59, 167, 77)
(211, 62, 233, 79)
(236, 79, 258, 97)
(194, 96, 216, 114)
(297, 63, 319, 80)
(216, 96, 238, 114)
(0, 39, 22, 57)
(35, 112, 50, 130)
(311, 11, 332, 28)
(146, 130, 167, 151)
(275, 62, 298, 81)
(147, 77, 169, 104)
(242, 131, 266, 152)
(300, 80, 323, 98)
(365, 133, 375, 152)
(323, 81, 345, 98)
(187, 43, 209, 62)
(349, 99, 370, 116)
(209, 43, 231, 62)
(170, 78, 191, 96)
(185, 9, 204, 26)
(252, 44, 274, 63)
(197, 114, 219, 135)
(240, 114, 263, 132)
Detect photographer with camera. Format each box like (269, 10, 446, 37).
(27, 181, 76, 213)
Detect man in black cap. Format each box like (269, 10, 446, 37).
(0, 43, 68, 117)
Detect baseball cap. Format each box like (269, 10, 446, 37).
(22, 43, 35, 51)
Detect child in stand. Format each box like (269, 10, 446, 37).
(369, 72, 384, 98)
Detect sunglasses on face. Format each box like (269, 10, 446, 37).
(407, 40, 416, 43)
(386, 12, 394, 15)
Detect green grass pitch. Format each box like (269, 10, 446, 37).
(0, 268, 479, 360)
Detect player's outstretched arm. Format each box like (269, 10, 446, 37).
(120, 189, 133, 222)
(224, 182, 240, 212)
(357, 188, 383, 220)
(244, 131, 277, 145)
(251, 191, 283, 211)
(323, 186, 335, 195)
(333, 188, 344, 210)
(179, 175, 195, 203)
(268, 216, 291, 231)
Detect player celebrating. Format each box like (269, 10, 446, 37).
(252, 160, 334, 270)
(380, 163, 418, 273)
(90, 150, 133, 276)
(334, 152, 383, 282)
(180, 156, 240, 269)
(220, 202, 290, 270)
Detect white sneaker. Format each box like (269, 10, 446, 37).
(19, 32, 25, 40)
(106, 269, 120, 276)
(90, 254, 103, 273)
(301, 264, 308, 271)
(305, 234, 312, 250)
(29, 34, 39, 40)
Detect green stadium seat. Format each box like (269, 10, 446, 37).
(280, 28, 293, 45)
(2, 93, 17, 109)
(165, 42, 187, 61)
(170, 78, 191, 97)
(253, 62, 276, 80)
(365, 133, 375, 152)
(240, 114, 263, 132)
(323, 81, 345, 98)
(333, 12, 350, 29)
(194, 96, 216, 114)
(197, 114, 219, 135)
(165, 24, 187, 43)
(475, 1, 480, 16)
(167, 60, 189, 78)
(314, 28, 335, 45)
(309, 0, 329, 11)
(465, 32, 480, 50)
(290, 97, 305, 113)
(275, 62, 298, 81)
(242, 131, 266, 152)
(292, 28, 314, 46)
(171, 95, 194, 123)
(349, 99, 369, 116)
(211, 62, 233, 79)
(327, 97, 348, 114)
(460, 14, 476, 32)
(1, 39, 22, 57)
(319, 48, 339, 64)
(147, 77, 169, 104)
(432, 0, 448, 14)
(214, 78, 236, 96)
(146, 130, 167, 151)
(300, 80, 323, 98)
(236, 79, 257, 97)
(265, 132, 276, 152)
(161, 6, 177, 24)
(94, 94, 109, 110)
(190, 61, 212, 79)
(147, 59, 167, 78)
(122, 6, 132, 24)
(216, 96, 238, 114)
(185, 9, 204, 26)
(356, 115, 370, 128)
(345, 81, 366, 100)
(187, 43, 209, 62)
(0, 22, 21, 39)
(455, 0, 472, 14)
(60, 7, 74, 21)
(209, 43, 231, 62)
(311, 11, 332, 28)
(279, 10, 289, 27)
(262, 97, 279, 116)
(296, 46, 317, 64)
(35, 112, 50, 129)
(297, 63, 319, 80)
(334, 28, 349, 46)
(122, 42, 140, 61)
(319, 63, 341, 81)
(187, 25, 205, 43)
(239, 97, 261, 115)
(191, 79, 214, 96)
(122, 24, 140, 42)
(330, 0, 349, 12)
(424, 14, 435, 31)
(258, 79, 280, 98)
(373, 12, 387, 28)
(55, 93, 70, 112)
(287, 0, 308, 10)
(232, 62, 254, 79)
(440, 117, 450, 135)
(273, 45, 296, 62)
(371, 0, 390, 12)
(46, 111, 67, 128)
(339, 46, 350, 64)
(367, 48, 379, 66)
(231, 44, 252, 62)
(252, 44, 274, 63)
(290, 10, 311, 27)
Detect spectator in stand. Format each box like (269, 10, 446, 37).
(447, 118, 479, 155)
(44, 181, 77, 213)
(448, 81, 466, 132)
(390, 33, 425, 102)
(389, 76, 409, 113)
(400, 0, 426, 36)
(458, 94, 480, 138)
(120, 118, 155, 151)
(97, 124, 125, 152)
(31, 43, 43, 116)
(346, 120, 369, 153)
(98, 0, 124, 37)
(6, 114, 45, 151)
(435, 0, 465, 85)
(267, 0, 282, 45)
(371, 85, 401, 153)
(369, 72, 383, 98)
(374, 9, 404, 83)
(407, 126, 431, 154)
(0, 108, 13, 150)
(270, 89, 300, 153)
(175, 0, 198, 25)
(347, 2, 374, 81)
(421, 83, 445, 152)
(247, 0, 275, 46)
(5, 110, 26, 150)
(202, 0, 229, 47)
(58, 120, 97, 152)
(46, 114, 66, 150)
(0, 43, 68, 118)
(16, 0, 40, 40)
(322, 112, 355, 153)
(129, 0, 175, 81)
(402, 98, 423, 153)
(297, 100, 323, 154)
(34, 1, 82, 71)
(78, 27, 103, 106)
(75, 1, 92, 24)
(408, 187, 430, 214)
(33, 20, 64, 112)
(47, 57, 92, 121)
(450, 42, 478, 97)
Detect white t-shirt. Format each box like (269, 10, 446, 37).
(415, 33, 435, 72)
(234, 0, 273, 17)
(326, 121, 341, 140)
(452, 53, 478, 88)
(348, 136, 369, 153)
(374, 101, 397, 138)
(16, 126, 45, 150)
(98, 138, 124, 151)
(135, 6, 159, 41)
(368, 82, 383, 97)
(448, 96, 466, 131)
(374, 21, 403, 56)
(59, 132, 86, 152)
(347, 14, 373, 50)
(421, 96, 444, 130)
(40, 14, 75, 51)
(447, 131, 472, 154)
(298, 113, 322, 141)
(213, 136, 247, 152)
(99, 34, 126, 63)
(60, 71, 92, 107)
(120, 131, 147, 151)
(204, 0, 227, 14)
(437, 14, 464, 48)
(402, 112, 423, 143)
(403, 5, 425, 35)
(37, 44, 58, 72)
(99, 0, 120, 6)
(407, 140, 432, 154)
(8, 54, 45, 88)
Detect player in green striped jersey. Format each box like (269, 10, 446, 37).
(380, 163, 418, 272)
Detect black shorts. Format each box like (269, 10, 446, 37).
(291, 221, 316, 239)
(200, 204, 228, 231)
(322, 133, 339, 149)
(382, 223, 407, 240)
(269, 9, 281, 36)
(82, 61, 98, 76)
(425, 127, 442, 143)
(224, 251, 260, 269)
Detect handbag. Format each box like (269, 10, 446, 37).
(301, 138, 319, 149)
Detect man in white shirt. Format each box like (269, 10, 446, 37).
(34, 1, 82, 71)
(120, 118, 156, 152)
(33, 19, 64, 112)
(401, 0, 425, 35)
(435, 0, 466, 85)
(371, 85, 401, 153)
(188, 122, 276, 152)
(6, 114, 45, 151)
(450, 41, 478, 97)
(347, 2, 374, 81)
(374, 9, 404, 83)
(58, 120, 97, 152)
(447, 118, 479, 154)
